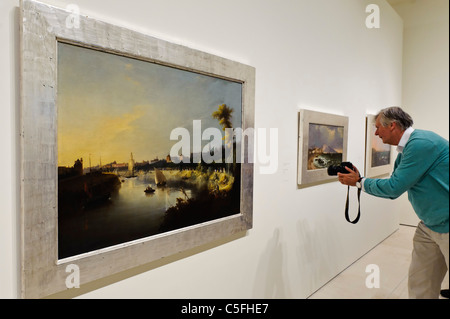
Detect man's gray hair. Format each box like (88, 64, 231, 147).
(376, 107, 414, 131)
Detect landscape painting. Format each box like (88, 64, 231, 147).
(57, 42, 243, 259)
(298, 109, 348, 187)
(21, 0, 255, 298)
(307, 124, 344, 170)
(365, 115, 392, 177)
(368, 120, 390, 167)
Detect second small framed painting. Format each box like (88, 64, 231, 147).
(298, 109, 349, 187)
(365, 114, 393, 177)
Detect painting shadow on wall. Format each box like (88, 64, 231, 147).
(253, 228, 292, 298)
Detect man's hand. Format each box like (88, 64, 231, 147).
(337, 165, 360, 186)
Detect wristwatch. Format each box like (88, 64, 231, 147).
(356, 177, 363, 189)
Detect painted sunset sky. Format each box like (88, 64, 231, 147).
(57, 42, 242, 167)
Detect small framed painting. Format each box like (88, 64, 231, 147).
(297, 109, 349, 187)
(364, 114, 393, 177)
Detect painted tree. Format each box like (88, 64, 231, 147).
(212, 104, 233, 130)
(212, 104, 234, 172)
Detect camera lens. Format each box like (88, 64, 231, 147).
(327, 165, 338, 176)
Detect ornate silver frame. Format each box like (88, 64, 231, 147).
(20, 0, 255, 298)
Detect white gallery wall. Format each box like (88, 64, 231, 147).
(1, 0, 404, 298)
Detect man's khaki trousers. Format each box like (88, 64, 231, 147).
(408, 221, 449, 299)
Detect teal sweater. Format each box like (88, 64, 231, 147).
(364, 129, 449, 233)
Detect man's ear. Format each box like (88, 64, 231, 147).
(390, 121, 397, 131)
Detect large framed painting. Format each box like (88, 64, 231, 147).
(20, 0, 255, 298)
(297, 109, 349, 187)
(364, 114, 393, 177)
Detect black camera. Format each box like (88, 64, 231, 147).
(327, 162, 354, 176)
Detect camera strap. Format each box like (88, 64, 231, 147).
(345, 185, 361, 224)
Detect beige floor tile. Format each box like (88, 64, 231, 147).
(308, 225, 449, 299)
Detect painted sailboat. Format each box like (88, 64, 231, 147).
(154, 168, 167, 186)
(144, 185, 155, 193)
(126, 152, 137, 178)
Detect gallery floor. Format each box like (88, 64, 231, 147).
(308, 225, 449, 299)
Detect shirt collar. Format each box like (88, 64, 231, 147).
(397, 127, 415, 153)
